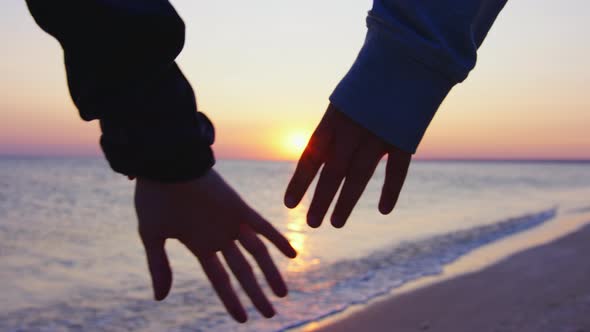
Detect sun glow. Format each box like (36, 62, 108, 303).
(284, 132, 310, 159)
(285, 201, 320, 274)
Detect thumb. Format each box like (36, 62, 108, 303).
(141, 236, 172, 301)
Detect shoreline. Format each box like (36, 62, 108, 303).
(295, 211, 590, 332)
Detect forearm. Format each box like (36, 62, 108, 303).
(330, 0, 508, 153)
(26, 0, 215, 181)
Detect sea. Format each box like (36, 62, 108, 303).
(1, 157, 589, 331)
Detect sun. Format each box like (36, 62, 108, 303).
(284, 132, 310, 158)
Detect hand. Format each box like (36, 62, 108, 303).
(284, 104, 412, 228)
(135, 169, 297, 323)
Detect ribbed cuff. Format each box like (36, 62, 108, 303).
(330, 27, 455, 153)
(99, 112, 215, 182)
(100, 138, 214, 182)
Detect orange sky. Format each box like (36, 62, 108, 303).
(0, 0, 588, 160)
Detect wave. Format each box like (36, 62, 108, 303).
(0, 208, 557, 332)
(567, 205, 590, 214)
(260, 207, 557, 331)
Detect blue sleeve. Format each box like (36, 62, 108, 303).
(330, 0, 508, 153)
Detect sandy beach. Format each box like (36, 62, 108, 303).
(311, 219, 590, 332)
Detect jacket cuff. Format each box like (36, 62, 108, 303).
(329, 26, 455, 154)
(99, 112, 216, 182)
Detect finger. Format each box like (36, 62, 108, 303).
(284, 106, 338, 208)
(198, 253, 247, 323)
(307, 124, 363, 228)
(379, 149, 412, 214)
(140, 235, 172, 301)
(239, 226, 288, 297)
(222, 243, 275, 318)
(331, 140, 385, 228)
(245, 211, 297, 258)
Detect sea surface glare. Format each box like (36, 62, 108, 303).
(1, 158, 589, 331)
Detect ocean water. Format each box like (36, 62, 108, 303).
(0, 157, 589, 331)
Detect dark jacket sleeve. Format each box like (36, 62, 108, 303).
(25, 0, 215, 182)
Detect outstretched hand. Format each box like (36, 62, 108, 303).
(285, 104, 412, 228)
(135, 170, 297, 323)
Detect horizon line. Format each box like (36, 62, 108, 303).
(1, 154, 589, 163)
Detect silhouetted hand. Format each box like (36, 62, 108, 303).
(135, 170, 297, 323)
(285, 104, 412, 228)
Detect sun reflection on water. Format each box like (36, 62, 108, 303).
(285, 202, 320, 273)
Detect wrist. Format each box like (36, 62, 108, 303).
(330, 27, 454, 154)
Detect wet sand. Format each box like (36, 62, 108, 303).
(312, 222, 590, 332)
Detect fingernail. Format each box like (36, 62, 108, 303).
(284, 195, 297, 208)
(330, 216, 344, 229)
(278, 286, 288, 298)
(379, 204, 393, 215)
(235, 312, 248, 323)
(154, 286, 165, 301)
(307, 216, 321, 228)
(263, 307, 276, 318)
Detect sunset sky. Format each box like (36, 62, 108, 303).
(0, 0, 588, 160)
